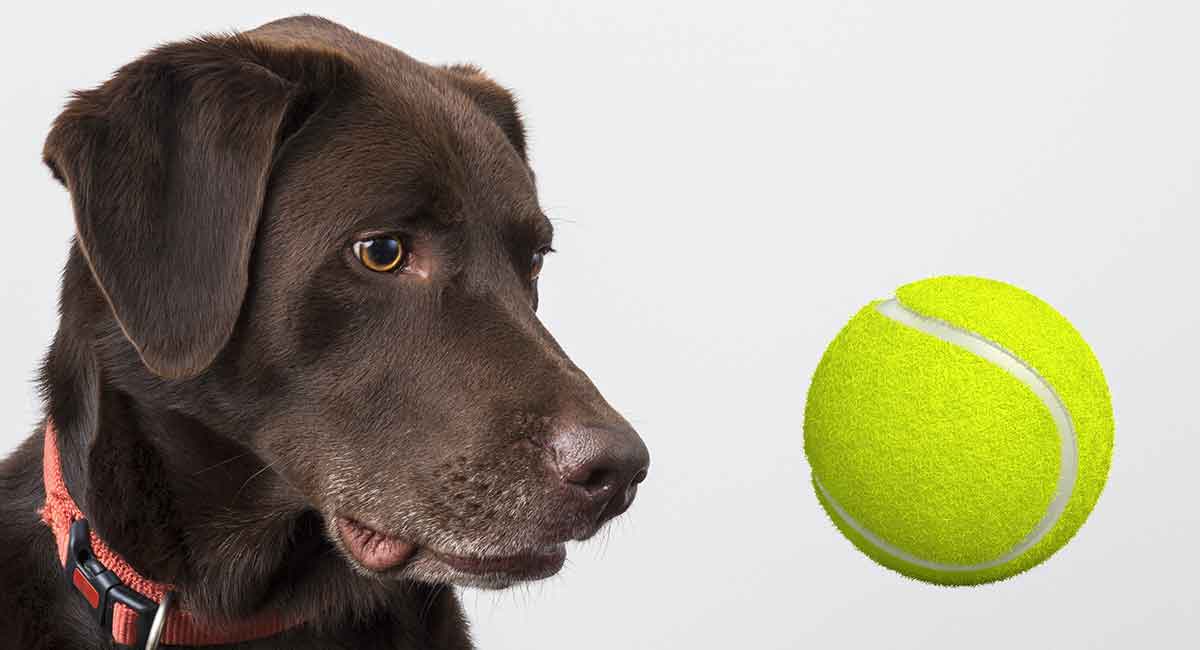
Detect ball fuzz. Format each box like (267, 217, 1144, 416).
(804, 276, 1113, 585)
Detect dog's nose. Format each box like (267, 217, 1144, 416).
(549, 423, 649, 523)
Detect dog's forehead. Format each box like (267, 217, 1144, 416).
(249, 16, 426, 80)
(250, 17, 540, 228)
(247, 15, 489, 123)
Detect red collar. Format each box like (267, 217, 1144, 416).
(40, 421, 303, 647)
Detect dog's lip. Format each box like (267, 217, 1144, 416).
(335, 516, 417, 572)
(427, 543, 567, 578)
(334, 515, 567, 580)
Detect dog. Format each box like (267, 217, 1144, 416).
(0, 15, 649, 649)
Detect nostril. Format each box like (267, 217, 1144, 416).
(569, 466, 617, 496)
(631, 468, 648, 485)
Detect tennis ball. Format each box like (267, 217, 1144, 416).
(804, 276, 1113, 586)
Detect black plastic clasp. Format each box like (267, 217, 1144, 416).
(64, 519, 159, 649)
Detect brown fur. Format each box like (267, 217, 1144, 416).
(0, 15, 647, 649)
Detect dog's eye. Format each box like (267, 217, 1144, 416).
(354, 237, 406, 273)
(530, 246, 553, 281)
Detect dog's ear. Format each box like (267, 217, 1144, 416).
(43, 35, 353, 379)
(442, 64, 528, 160)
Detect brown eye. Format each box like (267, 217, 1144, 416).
(354, 237, 405, 272)
(531, 246, 552, 281)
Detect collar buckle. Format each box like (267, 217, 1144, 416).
(64, 519, 164, 649)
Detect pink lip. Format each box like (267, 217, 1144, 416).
(335, 517, 417, 571)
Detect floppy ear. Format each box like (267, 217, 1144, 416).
(442, 64, 529, 160)
(44, 35, 352, 379)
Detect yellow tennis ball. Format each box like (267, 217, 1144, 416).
(804, 276, 1114, 585)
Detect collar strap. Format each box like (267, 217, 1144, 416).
(40, 421, 302, 647)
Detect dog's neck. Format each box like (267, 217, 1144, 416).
(39, 252, 469, 645)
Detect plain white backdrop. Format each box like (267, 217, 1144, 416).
(2, 1, 1197, 648)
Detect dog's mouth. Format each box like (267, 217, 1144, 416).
(334, 516, 566, 585)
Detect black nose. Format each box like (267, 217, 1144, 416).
(549, 422, 649, 523)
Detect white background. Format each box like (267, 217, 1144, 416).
(2, 1, 1197, 648)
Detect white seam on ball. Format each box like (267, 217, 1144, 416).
(815, 298, 1078, 573)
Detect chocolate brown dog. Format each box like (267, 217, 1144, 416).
(0, 15, 648, 649)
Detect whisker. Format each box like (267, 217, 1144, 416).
(191, 452, 253, 476)
(233, 461, 279, 500)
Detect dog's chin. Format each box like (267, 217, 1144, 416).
(405, 543, 568, 589)
(330, 515, 567, 589)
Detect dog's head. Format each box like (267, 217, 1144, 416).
(42, 16, 647, 589)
